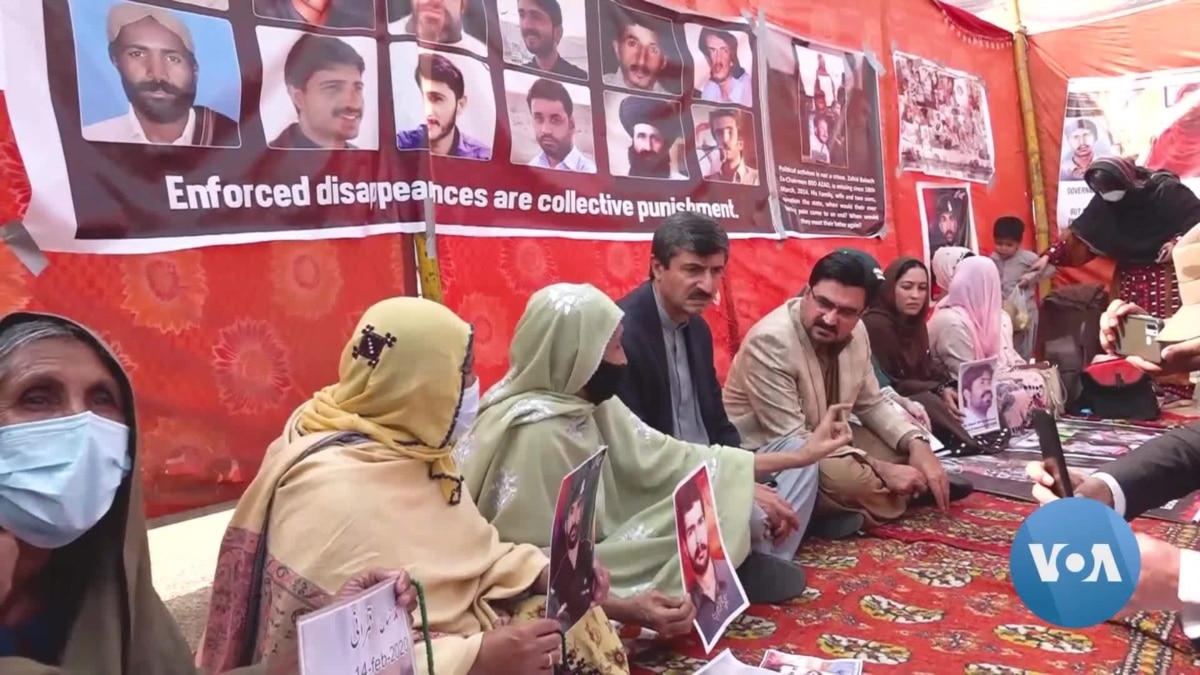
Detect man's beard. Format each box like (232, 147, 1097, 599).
(538, 134, 567, 160)
(429, 109, 458, 144)
(566, 522, 580, 549)
(123, 77, 196, 125)
(628, 147, 671, 178)
(689, 543, 709, 575)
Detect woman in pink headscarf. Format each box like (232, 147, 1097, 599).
(927, 257, 1059, 430)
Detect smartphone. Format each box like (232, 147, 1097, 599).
(1115, 313, 1164, 364)
(1031, 409, 1073, 498)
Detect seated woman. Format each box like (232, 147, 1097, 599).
(930, 245, 974, 302)
(460, 284, 852, 637)
(864, 257, 1000, 455)
(197, 298, 626, 675)
(0, 312, 413, 672)
(928, 257, 1060, 430)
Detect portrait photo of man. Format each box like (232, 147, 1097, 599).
(921, 186, 972, 256)
(599, 1, 680, 95)
(673, 467, 748, 651)
(506, 73, 596, 172)
(500, 0, 588, 80)
(695, 106, 758, 185)
(1059, 117, 1112, 181)
(547, 471, 597, 630)
(388, 0, 488, 58)
(253, 0, 375, 29)
(264, 32, 371, 149)
(688, 25, 752, 107)
(394, 49, 494, 160)
(606, 92, 686, 180)
(77, 1, 240, 147)
(959, 359, 999, 435)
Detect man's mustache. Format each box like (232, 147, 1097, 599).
(537, 134, 557, 145)
(688, 291, 713, 302)
(333, 107, 362, 118)
(628, 65, 651, 79)
(135, 80, 185, 97)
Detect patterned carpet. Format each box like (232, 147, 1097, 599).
(630, 494, 1200, 674)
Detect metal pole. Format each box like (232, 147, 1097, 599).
(414, 194, 444, 303)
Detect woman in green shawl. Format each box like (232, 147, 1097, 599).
(459, 284, 851, 637)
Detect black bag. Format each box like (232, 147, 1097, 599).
(1036, 283, 1109, 412)
(1078, 359, 1160, 421)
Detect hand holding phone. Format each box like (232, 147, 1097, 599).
(1030, 409, 1073, 498)
(1114, 313, 1164, 364)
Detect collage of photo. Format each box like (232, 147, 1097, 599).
(66, 0, 765, 186)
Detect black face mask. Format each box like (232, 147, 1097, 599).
(584, 361, 626, 404)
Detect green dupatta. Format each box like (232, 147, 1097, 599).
(459, 283, 756, 597)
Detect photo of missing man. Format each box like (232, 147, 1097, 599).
(794, 44, 850, 168)
(506, 71, 596, 172)
(604, 92, 687, 180)
(546, 447, 606, 632)
(692, 105, 758, 185)
(959, 357, 1000, 436)
(685, 24, 753, 108)
(257, 27, 378, 150)
(253, 0, 376, 29)
(392, 46, 495, 160)
(73, 0, 241, 148)
(499, 0, 588, 81)
(1059, 117, 1113, 181)
(918, 183, 975, 264)
(387, 0, 488, 58)
(673, 465, 748, 654)
(598, 0, 682, 96)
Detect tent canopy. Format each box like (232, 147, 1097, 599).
(944, 0, 1179, 34)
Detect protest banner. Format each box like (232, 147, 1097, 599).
(1, 0, 894, 253)
(894, 51, 995, 184)
(297, 578, 416, 675)
(1055, 66, 1200, 230)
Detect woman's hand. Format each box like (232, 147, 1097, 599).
(754, 483, 801, 543)
(592, 563, 611, 607)
(941, 387, 962, 418)
(810, 403, 854, 457)
(898, 396, 931, 430)
(335, 569, 418, 615)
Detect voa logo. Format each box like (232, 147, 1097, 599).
(1010, 498, 1141, 628)
(1027, 542, 1123, 583)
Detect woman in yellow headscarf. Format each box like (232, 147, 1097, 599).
(197, 297, 628, 675)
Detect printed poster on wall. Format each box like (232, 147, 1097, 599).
(1056, 66, 1200, 231)
(894, 51, 995, 184)
(917, 181, 977, 268)
(2, 0, 789, 253)
(762, 25, 887, 238)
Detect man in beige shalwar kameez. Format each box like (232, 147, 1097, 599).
(725, 252, 969, 527)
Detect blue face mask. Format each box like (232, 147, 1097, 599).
(0, 412, 131, 549)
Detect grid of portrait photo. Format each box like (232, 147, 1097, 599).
(64, 0, 765, 179)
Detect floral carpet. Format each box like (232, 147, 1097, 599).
(629, 494, 1200, 674)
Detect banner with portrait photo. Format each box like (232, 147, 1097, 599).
(894, 51, 995, 184)
(1056, 67, 1200, 231)
(2, 0, 779, 253)
(917, 181, 977, 267)
(762, 25, 887, 238)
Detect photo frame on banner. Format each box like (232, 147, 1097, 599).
(5, 0, 792, 254)
(762, 25, 887, 238)
(893, 51, 996, 184)
(1055, 68, 1200, 232)
(917, 181, 977, 267)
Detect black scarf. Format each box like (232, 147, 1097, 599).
(1071, 171, 1200, 265)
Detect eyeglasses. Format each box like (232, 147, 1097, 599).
(810, 291, 863, 320)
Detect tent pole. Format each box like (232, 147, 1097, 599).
(1009, 2, 1051, 292)
(414, 195, 445, 303)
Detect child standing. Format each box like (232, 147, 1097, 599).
(991, 216, 1054, 359)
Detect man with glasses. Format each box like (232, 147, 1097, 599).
(724, 251, 966, 528)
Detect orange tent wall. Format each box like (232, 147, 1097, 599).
(0, 0, 1030, 517)
(1027, 1, 1200, 289)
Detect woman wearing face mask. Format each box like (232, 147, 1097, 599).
(0, 313, 415, 673)
(197, 298, 627, 675)
(1026, 157, 1200, 396)
(460, 284, 852, 639)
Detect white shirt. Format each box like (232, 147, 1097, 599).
(602, 71, 669, 94)
(528, 146, 596, 173)
(699, 71, 752, 106)
(82, 107, 196, 146)
(389, 16, 487, 57)
(1092, 471, 1200, 638)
